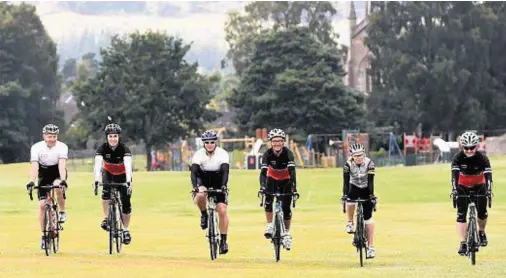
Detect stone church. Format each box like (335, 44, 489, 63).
(345, 1, 372, 95)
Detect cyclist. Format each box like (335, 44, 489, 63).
(190, 130, 230, 255)
(93, 123, 133, 245)
(259, 128, 298, 251)
(26, 124, 69, 249)
(451, 131, 492, 256)
(342, 143, 377, 259)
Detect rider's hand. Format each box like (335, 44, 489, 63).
(370, 195, 377, 205)
(93, 181, 99, 196)
(26, 181, 35, 192)
(198, 186, 206, 193)
(450, 189, 457, 199)
(60, 180, 68, 188)
(341, 195, 348, 202)
(221, 185, 228, 192)
(127, 182, 133, 195)
(259, 183, 266, 193)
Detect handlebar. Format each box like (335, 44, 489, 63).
(258, 191, 299, 208)
(452, 193, 492, 209)
(29, 184, 66, 201)
(94, 182, 128, 196)
(342, 197, 377, 213)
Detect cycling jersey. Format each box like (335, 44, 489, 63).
(190, 147, 230, 188)
(259, 147, 296, 186)
(451, 151, 492, 188)
(94, 142, 132, 182)
(30, 141, 68, 177)
(343, 156, 375, 195)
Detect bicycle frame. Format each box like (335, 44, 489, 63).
(29, 184, 66, 256)
(259, 191, 298, 262)
(343, 198, 376, 267)
(454, 191, 491, 265)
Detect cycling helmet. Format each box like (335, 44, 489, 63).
(201, 130, 218, 141)
(349, 143, 365, 155)
(42, 124, 59, 135)
(460, 131, 479, 147)
(105, 123, 122, 135)
(267, 128, 286, 141)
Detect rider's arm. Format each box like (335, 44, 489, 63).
(190, 152, 200, 187)
(343, 161, 350, 196)
(451, 153, 460, 190)
(220, 150, 230, 187)
(482, 154, 492, 191)
(58, 143, 68, 181)
(287, 150, 296, 191)
(123, 145, 133, 183)
(94, 144, 105, 182)
(259, 151, 269, 186)
(29, 145, 39, 183)
(367, 159, 376, 196)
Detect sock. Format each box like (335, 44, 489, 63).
(123, 227, 129, 231)
(221, 234, 227, 241)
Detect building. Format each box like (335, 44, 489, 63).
(345, 1, 372, 95)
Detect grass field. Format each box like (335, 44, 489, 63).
(1, 157, 506, 278)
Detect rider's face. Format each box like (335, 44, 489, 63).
(204, 140, 217, 152)
(107, 134, 119, 147)
(43, 133, 57, 147)
(463, 146, 477, 157)
(353, 152, 365, 164)
(271, 138, 284, 152)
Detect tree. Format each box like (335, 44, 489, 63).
(73, 30, 218, 170)
(0, 3, 62, 163)
(228, 27, 366, 141)
(223, 1, 340, 75)
(366, 2, 500, 132)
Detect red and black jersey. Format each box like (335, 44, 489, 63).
(96, 143, 131, 175)
(451, 151, 492, 188)
(260, 147, 296, 184)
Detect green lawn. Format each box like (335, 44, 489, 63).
(1, 158, 506, 277)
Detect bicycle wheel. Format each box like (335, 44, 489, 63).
(208, 209, 218, 260)
(43, 205, 52, 256)
(52, 209, 60, 254)
(468, 217, 477, 265)
(108, 205, 115, 254)
(115, 204, 123, 254)
(273, 214, 282, 262)
(356, 215, 365, 267)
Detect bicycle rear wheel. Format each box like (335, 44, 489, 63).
(208, 210, 218, 260)
(273, 214, 282, 262)
(43, 205, 52, 256)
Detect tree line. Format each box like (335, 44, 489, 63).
(2, 1, 506, 164)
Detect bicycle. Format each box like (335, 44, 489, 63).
(258, 191, 299, 262)
(343, 197, 377, 267)
(29, 184, 66, 256)
(95, 182, 126, 255)
(452, 190, 492, 265)
(191, 187, 229, 260)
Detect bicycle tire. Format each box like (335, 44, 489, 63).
(108, 204, 115, 255)
(208, 209, 218, 260)
(468, 215, 477, 265)
(356, 207, 365, 267)
(52, 209, 60, 254)
(274, 213, 282, 262)
(115, 204, 123, 254)
(43, 205, 52, 256)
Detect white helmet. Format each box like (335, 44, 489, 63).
(349, 143, 365, 155)
(267, 128, 286, 141)
(460, 131, 479, 147)
(42, 124, 59, 135)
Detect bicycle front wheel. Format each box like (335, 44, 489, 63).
(43, 205, 52, 256)
(208, 210, 218, 260)
(108, 205, 115, 255)
(273, 214, 282, 262)
(115, 204, 123, 254)
(356, 215, 365, 267)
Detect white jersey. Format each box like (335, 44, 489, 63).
(30, 141, 69, 166)
(191, 147, 229, 171)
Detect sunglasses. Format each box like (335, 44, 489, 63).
(463, 146, 476, 151)
(204, 141, 216, 145)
